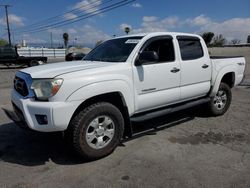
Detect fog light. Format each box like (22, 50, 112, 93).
(35, 114, 48, 125)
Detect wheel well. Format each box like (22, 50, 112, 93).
(69, 92, 132, 138)
(221, 72, 235, 88)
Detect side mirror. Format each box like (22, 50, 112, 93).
(135, 51, 159, 66)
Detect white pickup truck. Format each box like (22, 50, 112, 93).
(5, 32, 246, 160)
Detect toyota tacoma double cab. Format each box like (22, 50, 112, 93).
(4, 32, 246, 160)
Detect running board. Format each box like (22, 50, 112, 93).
(130, 98, 210, 122)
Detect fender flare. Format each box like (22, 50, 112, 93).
(209, 65, 236, 97)
(66, 79, 134, 114)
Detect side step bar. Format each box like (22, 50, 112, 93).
(130, 98, 210, 122)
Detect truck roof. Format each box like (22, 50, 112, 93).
(114, 32, 201, 39)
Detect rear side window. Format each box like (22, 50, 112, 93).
(177, 36, 204, 60)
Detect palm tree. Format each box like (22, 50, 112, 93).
(124, 27, 130, 35)
(63, 33, 69, 48)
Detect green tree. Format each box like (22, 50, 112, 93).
(124, 27, 130, 35)
(63, 33, 69, 48)
(212, 34, 226, 47)
(0, 38, 8, 46)
(201, 32, 214, 46)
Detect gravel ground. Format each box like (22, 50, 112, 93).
(0, 48, 250, 188)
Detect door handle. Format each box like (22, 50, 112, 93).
(202, 64, 209, 69)
(170, 67, 180, 73)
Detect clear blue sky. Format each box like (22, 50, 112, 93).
(0, 0, 250, 47)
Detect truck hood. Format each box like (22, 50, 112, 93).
(21, 61, 114, 78)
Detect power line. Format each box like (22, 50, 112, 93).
(15, 0, 134, 34)
(15, 0, 123, 33)
(14, 0, 109, 32)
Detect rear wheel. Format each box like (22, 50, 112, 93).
(67, 102, 124, 160)
(207, 83, 232, 116)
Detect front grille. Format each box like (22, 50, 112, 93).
(14, 76, 29, 97)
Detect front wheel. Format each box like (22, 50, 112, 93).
(207, 83, 232, 116)
(68, 102, 124, 160)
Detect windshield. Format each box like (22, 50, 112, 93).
(84, 36, 142, 62)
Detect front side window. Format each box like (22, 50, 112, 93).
(84, 37, 142, 62)
(178, 37, 204, 60)
(142, 38, 175, 63)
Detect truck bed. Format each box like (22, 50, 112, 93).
(211, 56, 245, 87)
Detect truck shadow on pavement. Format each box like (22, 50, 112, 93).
(0, 122, 85, 166)
(0, 108, 203, 166)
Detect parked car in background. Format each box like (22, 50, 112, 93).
(65, 52, 86, 61)
(0, 46, 47, 67)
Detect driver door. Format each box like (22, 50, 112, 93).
(133, 36, 181, 112)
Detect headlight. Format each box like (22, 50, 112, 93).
(31, 79, 63, 100)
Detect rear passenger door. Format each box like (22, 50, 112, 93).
(177, 36, 211, 100)
(133, 36, 181, 112)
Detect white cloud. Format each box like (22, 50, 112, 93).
(78, 25, 110, 45)
(73, 0, 102, 15)
(200, 18, 250, 42)
(122, 14, 250, 42)
(185, 15, 250, 41)
(143, 16, 158, 22)
(132, 3, 142, 8)
(161, 17, 179, 28)
(130, 16, 180, 34)
(187, 15, 211, 26)
(0, 14, 24, 26)
(46, 25, 109, 46)
(64, 13, 78, 20)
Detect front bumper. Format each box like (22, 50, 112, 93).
(9, 89, 81, 132)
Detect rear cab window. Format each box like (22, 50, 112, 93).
(177, 36, 204, 61)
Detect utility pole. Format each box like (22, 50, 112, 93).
(0, 5, 12, 46)
(50, 32, 53, 48)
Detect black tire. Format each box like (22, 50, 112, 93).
(67, 102, 124, 160)
(4, 63, 11, 67)
(207, 83, 232, 116)
(28, 60, 39, 67)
